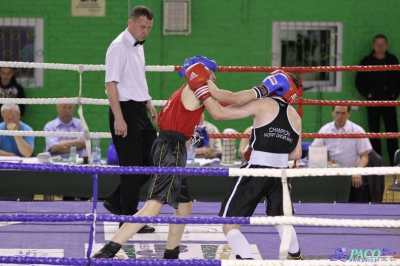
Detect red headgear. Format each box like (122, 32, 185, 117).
(270, 70, 301, 103)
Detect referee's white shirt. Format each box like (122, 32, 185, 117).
(311, 120, 372, 168)
(105, 28, 151, 102)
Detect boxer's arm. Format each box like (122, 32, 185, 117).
(288, 135, 302, 161)
(203, 96, 257, 121)
(238, 126, 252, 160)
(208, 72, 292, 106)
(207, 80, 256, 106)
(181, 85, 204, 111)
(288, 108, 302, 161)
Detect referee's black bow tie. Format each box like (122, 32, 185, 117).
(134, 40, 145, 46)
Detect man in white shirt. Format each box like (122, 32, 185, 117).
(103, 5, 157, 233)
(312, 106, 372, 201)
(45, 101, 87, 159)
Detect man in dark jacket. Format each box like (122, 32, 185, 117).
(355, 34, 400, 166)
(0, 67, 26, 121)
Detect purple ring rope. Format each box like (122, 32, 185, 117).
(0, 214, 250, 225)
(0, 256, 222, 265)
(0, 162, 229, 176)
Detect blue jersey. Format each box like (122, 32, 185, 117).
(0, 121, 34, 157)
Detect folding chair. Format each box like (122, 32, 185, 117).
(387, 149, 400, 202)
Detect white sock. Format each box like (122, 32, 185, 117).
(274, 224, 300, 254)
(225, 229, 252, 259)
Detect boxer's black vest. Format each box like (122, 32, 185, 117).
(249, 98, 299, 154)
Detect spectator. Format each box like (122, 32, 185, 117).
(195, 112, 222, 159)
(0, 67, 26, 122)
(44, 100, 87, 159)
(0, 103, 33, 157)
(311, 106, 373, 202)
(355, 34, 400, 165)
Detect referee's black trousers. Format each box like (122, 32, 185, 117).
(107, 100, 157, 215)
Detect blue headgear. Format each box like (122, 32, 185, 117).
(178, 54, 217, 77)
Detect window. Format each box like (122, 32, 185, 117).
(272, 22, 343, 92)
(163, 0, 191, 36)
(0, 18, 44, 88)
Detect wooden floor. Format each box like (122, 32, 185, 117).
(383, 174, 400, 203)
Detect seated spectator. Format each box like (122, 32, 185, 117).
(45, 99, 88, 201)
(0, 103, 34, 157)
(195, 112, 222, 159)
(238, 126, 252, 163)
(0, 67, 26, 122)
(311, 106, 373, 202)
(44, 100, 87, 159)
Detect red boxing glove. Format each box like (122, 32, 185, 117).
(243, 145, 253, 162)
(184, 62, 211, 101)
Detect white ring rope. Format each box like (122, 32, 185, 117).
(221, 261, 398, 266)
(0, 130, 110, 139)
(249, 216, 400, 228)
(0, 61, 175, 72)
(0, 97, 167, 106)
(230, 167, 400, 177)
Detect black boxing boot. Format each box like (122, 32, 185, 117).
(163, 246, 180, 259)
(288, 249, 303, 260)
(91, 241, 122, 258)
(235, 255, 254, 260)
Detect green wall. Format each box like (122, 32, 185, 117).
(1, 0, 399, 164)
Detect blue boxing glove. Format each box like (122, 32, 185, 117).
(253, 73, 291, 98)
(190, 125, 209, 148)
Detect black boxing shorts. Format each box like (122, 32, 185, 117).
(147, 130, 191, 209)
(219, 163, 294, 217)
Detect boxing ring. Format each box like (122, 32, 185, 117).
(0, 61, 399, 265)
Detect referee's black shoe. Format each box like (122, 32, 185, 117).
(117, 222, 155, 233)
(104, 201, 155, 233)
(235, 255, 254, 260)
(103, 200, 121, 215)
(137, 225, 155, 233)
